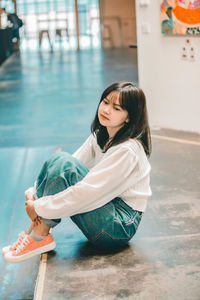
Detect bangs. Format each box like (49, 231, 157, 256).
(118, 91, 127, 110)
(118, 86, 134, 111)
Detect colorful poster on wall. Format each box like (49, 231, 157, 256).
(160, 0, 200, 35)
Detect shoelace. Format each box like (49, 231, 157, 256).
(15, 235, 30, 254)
(11, 232, 26, 249)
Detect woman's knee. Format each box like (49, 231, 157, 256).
(44, 152, 80, 182)
(47, 152, 88, 175)
(46, 151, 72, 166)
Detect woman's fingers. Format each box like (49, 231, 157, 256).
(25, 193, 35, 201)
(25, 200, 41, 224)
(33, 216, 41, 226)
(25, 200, 38, 221)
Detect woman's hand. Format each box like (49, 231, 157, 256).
(25, 200, 38, 221)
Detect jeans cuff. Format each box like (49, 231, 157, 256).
(41, 217, 61, 228)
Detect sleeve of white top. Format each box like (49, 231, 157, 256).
(24, 181, 37, 198)
(34, 146, 138, 219)
(72, 134, 95, 168)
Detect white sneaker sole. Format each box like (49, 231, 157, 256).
(4, 241, 56, 263)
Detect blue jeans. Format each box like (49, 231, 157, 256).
(34, 152, 143, 249)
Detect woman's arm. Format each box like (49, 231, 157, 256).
(33, 146, 138, 219)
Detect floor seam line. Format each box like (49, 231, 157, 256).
(34, 253, 48, 300)
(152, 134, 200, 146)
(135, 233, 200, 241)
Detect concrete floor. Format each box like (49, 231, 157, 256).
(0, 49, 200, 300)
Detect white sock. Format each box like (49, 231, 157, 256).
(29, 230, 47, 241)
(26, 227, 32, 235)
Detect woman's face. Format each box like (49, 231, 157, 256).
(98, 91, 129, 137)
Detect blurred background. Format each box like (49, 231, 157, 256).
(0, 0, 137, 51)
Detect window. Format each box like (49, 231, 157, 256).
(16, 0, 100, 50)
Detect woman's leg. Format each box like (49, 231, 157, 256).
(3, 152, 89, 262)
(29, 152, 142, 250)
(34, 151, 89, 228)
(71, 198, 143, 250)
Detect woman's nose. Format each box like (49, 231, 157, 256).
(103, 105, 111, 114)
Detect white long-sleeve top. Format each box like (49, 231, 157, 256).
(32, 134, 151, 219)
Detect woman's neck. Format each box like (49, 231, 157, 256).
(104, 135, 113, 151)
(106, 126, 120, 139)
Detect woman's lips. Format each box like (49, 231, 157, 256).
(100, 114, 109, 121)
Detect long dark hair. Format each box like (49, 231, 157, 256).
(91, 81, 152, 157)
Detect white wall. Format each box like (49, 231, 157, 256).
(135, 0, 200, 133)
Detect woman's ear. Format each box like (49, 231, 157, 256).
(125, 118, 129, 123)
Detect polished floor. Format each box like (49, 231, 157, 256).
(0, 49, 200, 300)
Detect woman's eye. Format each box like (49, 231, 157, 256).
(114, 107, 120, 111)
(103, 100, 108, 104)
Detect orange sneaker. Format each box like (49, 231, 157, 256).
(4, 233, 56, 263)
(2, 231, 27, 256)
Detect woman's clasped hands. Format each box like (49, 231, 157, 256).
(25, 199, 41, 225)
